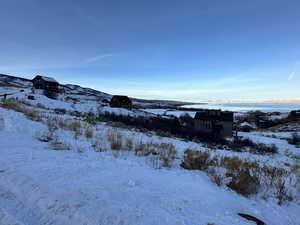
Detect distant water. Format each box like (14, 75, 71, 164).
(182, 103, 300, 113)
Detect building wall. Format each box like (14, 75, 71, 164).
(194, 120, 212, 133)
(194, 120, 233, 137)
(219, 121, 233, 137)
(33, 79, 58, 92)
(110, 101, 132, 109)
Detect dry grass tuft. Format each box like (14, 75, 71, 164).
(124, 137, 133, 150)
(158, 143, 177, 168)
(85, 125, 94, 139)
(180, 148, 297, 203)
(92, 134, 107, 152)
(135, 140, 177, 168)
(108, 129, 123, 150)
(36, 103, 47, 109)
(1, 98, 42, 122)
(50, 136, 70, 151)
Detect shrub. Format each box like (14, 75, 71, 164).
(288, 132, 300, 146)
(275, 180, 293, 205)
(251, 143, 278, 154)
(36, 103, 47, 109)
(108, 129, 123, 150)
(92, 135, 106, 152)
(207, 168, 223, 186)
(1, 98, 42, 122)
(226, 169, 260, 197)
(54, 108, 67, 114)
(134, 140, 148, 156)
(25, 109, 42, 122)
(180, 149, 211, 170)
(1, 98, 23, 111)
(84, 112, 98, 125)
(158, 143, 177, 168)
(133, 140, 177, 168)
(68, 120, 81, 132)
(219, 156, 244, 172)
(85, 125, 94, 139)
(57, 118, 68, 130)
(124, 137, 133, 150)
(180, 149, 293, 201)
(36, 131, 54, 142)
(50, 136, 70, 151)
(46, 118, 58, 133)
(228, 137, 278, 155)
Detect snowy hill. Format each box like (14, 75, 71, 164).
(0, 74, 194, 107)
(0, 74, 32, 87)
(0, 74, 300, 225)
(1, 107, 300, 225)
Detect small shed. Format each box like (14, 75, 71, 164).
(289, 110, 300, 120)
(32, 75, 59, 92)
(239, 122, 255, 132)
(110, 95, 132, 109)
(194, 109, 234, 137)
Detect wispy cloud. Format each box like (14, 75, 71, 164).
(85, 54, 116, 63)
(288, 60, 300, 81)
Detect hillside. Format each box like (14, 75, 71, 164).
(0, 74, 194, 108)
(0, 76, 300, 225)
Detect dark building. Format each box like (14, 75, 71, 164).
(194, 109, 234, 137)
(102, 99, 110, 104)
(32, 75, 59, 92)
(110, 95, 132, 109)
(289, 110, 300, 120)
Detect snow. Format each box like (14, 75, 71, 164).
(39, 76, 58, 83)
(1, 81, 300, 225)
(239, 131, 300, 157)
(142, 109, 196, 118)
(240, 122, 254, 128)
(1, 108, 300, 225)
(269, 113, 289, 120)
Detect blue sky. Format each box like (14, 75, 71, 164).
(0, 0, 299, 102)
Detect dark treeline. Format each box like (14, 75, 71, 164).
(70, 110, 280, 154)
(83, 111, 226, 144)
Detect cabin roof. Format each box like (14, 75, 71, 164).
(33, 75, 58, 84)
(111, 95, 132, 103)
(194, 110, 233, 122)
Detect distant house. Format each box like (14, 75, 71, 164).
(194, 109, 234, 137)
(102, 99, 110, 104)
(289, 110, 300, 120)
(110, 95, 132, 109)
(32, 75, 59, 92)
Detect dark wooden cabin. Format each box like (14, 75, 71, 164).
(289, 110, 300, 120)
(194, 109, 234, 137)
(32, 75, 59, 92)
(110, 95, 132, 109)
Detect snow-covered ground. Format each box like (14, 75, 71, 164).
(1, 82, 300, 225)
(0, 108, 300, 225)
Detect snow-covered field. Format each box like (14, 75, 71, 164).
(0, 84, 300, 225)
(1, 108, 299, 225)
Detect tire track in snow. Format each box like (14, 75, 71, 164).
(0, 187, 41, 225)
(0, 208, 25, 225)
(0, 171, 97, 225)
